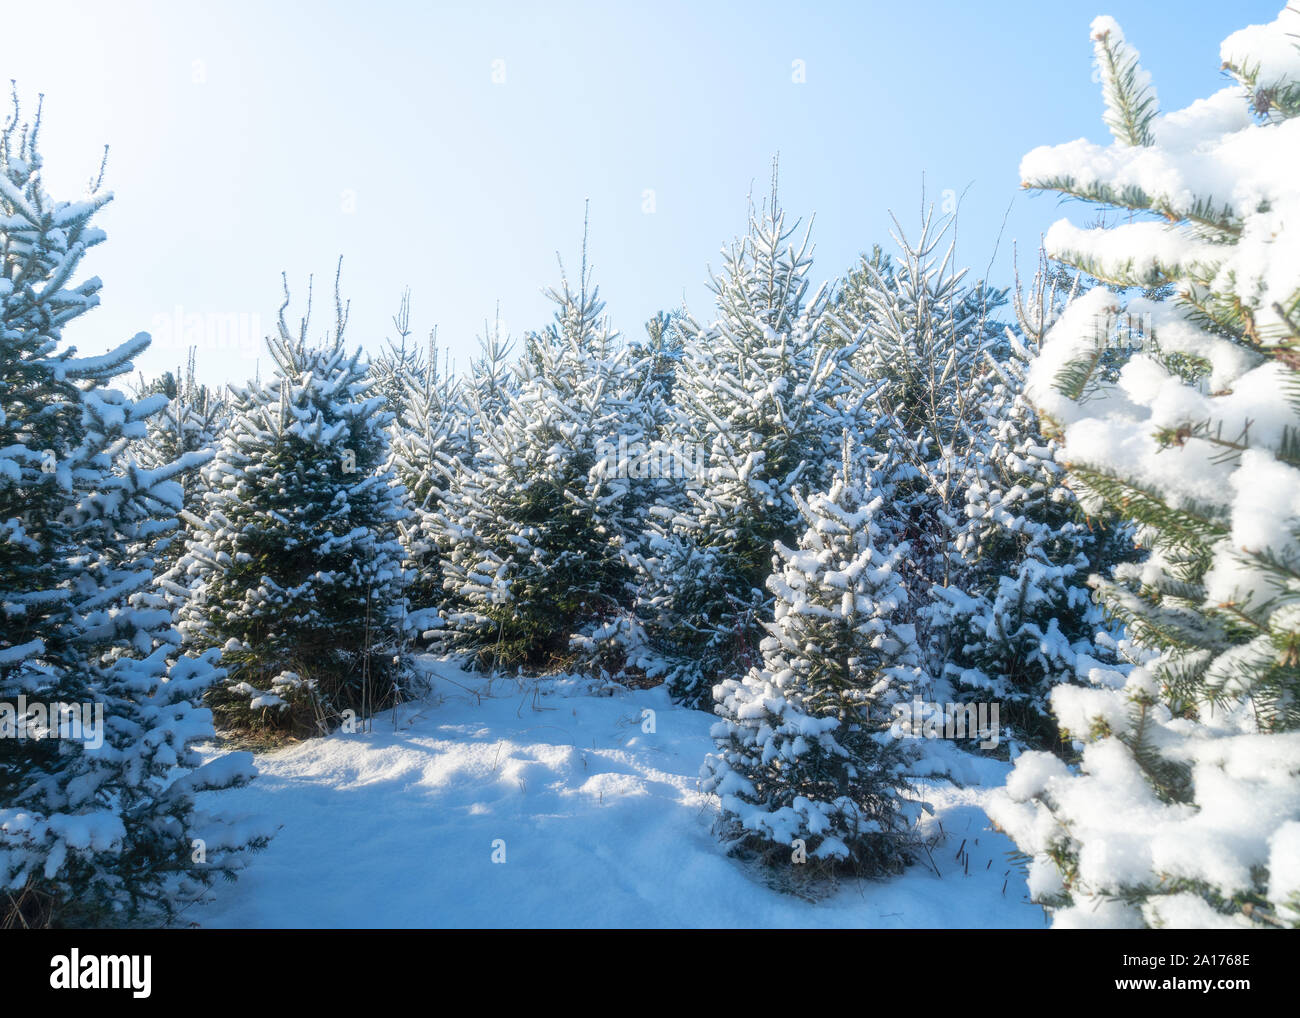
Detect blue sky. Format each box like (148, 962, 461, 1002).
(1, 0, 1279, 386)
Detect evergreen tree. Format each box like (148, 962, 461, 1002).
(990, 9, 1300, 928)
(370, 288, 431, 417)
(649, 181, 863, 706)
(464, 307, 517, 431)
(625, 309, 687, 522)
(838, 212, 1002, 446)
(131, 349, 228, 571)
(435, 255, 655, 674)
(632, 309, 685, 408)
(941, 254, 1131, 750)
(175, 267, 409, 735)
(0, 99, 266, 926)
(701, 439, 925, 882)
(385, 324, 471, 639)
(835, 212, 1009, 691)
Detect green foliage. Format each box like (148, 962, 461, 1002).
(176, 269, 410, 736)
(436, 260, 650, 674)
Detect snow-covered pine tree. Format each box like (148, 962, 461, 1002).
(829, 244, 893, 341)
(435, 253, 654, 674)
(989, 9, 1300, 928)
(132, 348, 228, 571)
(626, 309, 686, 517)
(175, 267, 409, 735)
(701, 437, 925, 881)
(834, 211, 1009, 693)
(938, 253, 1132, 750)
(0, 98, 266, 927)
(385, 322, 472, 640)
(649, 179, 863, 707)
(370, 287, 431, 417)
(837, 212, 1002, 447)
(632, 309, 685, 408)
(463, 307, 517, 433)
(625, 310, 695, 682)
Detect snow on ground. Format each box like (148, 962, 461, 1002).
(192, 657, 1047, 928)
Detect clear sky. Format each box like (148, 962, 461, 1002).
(1, 0, 1279, 386)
